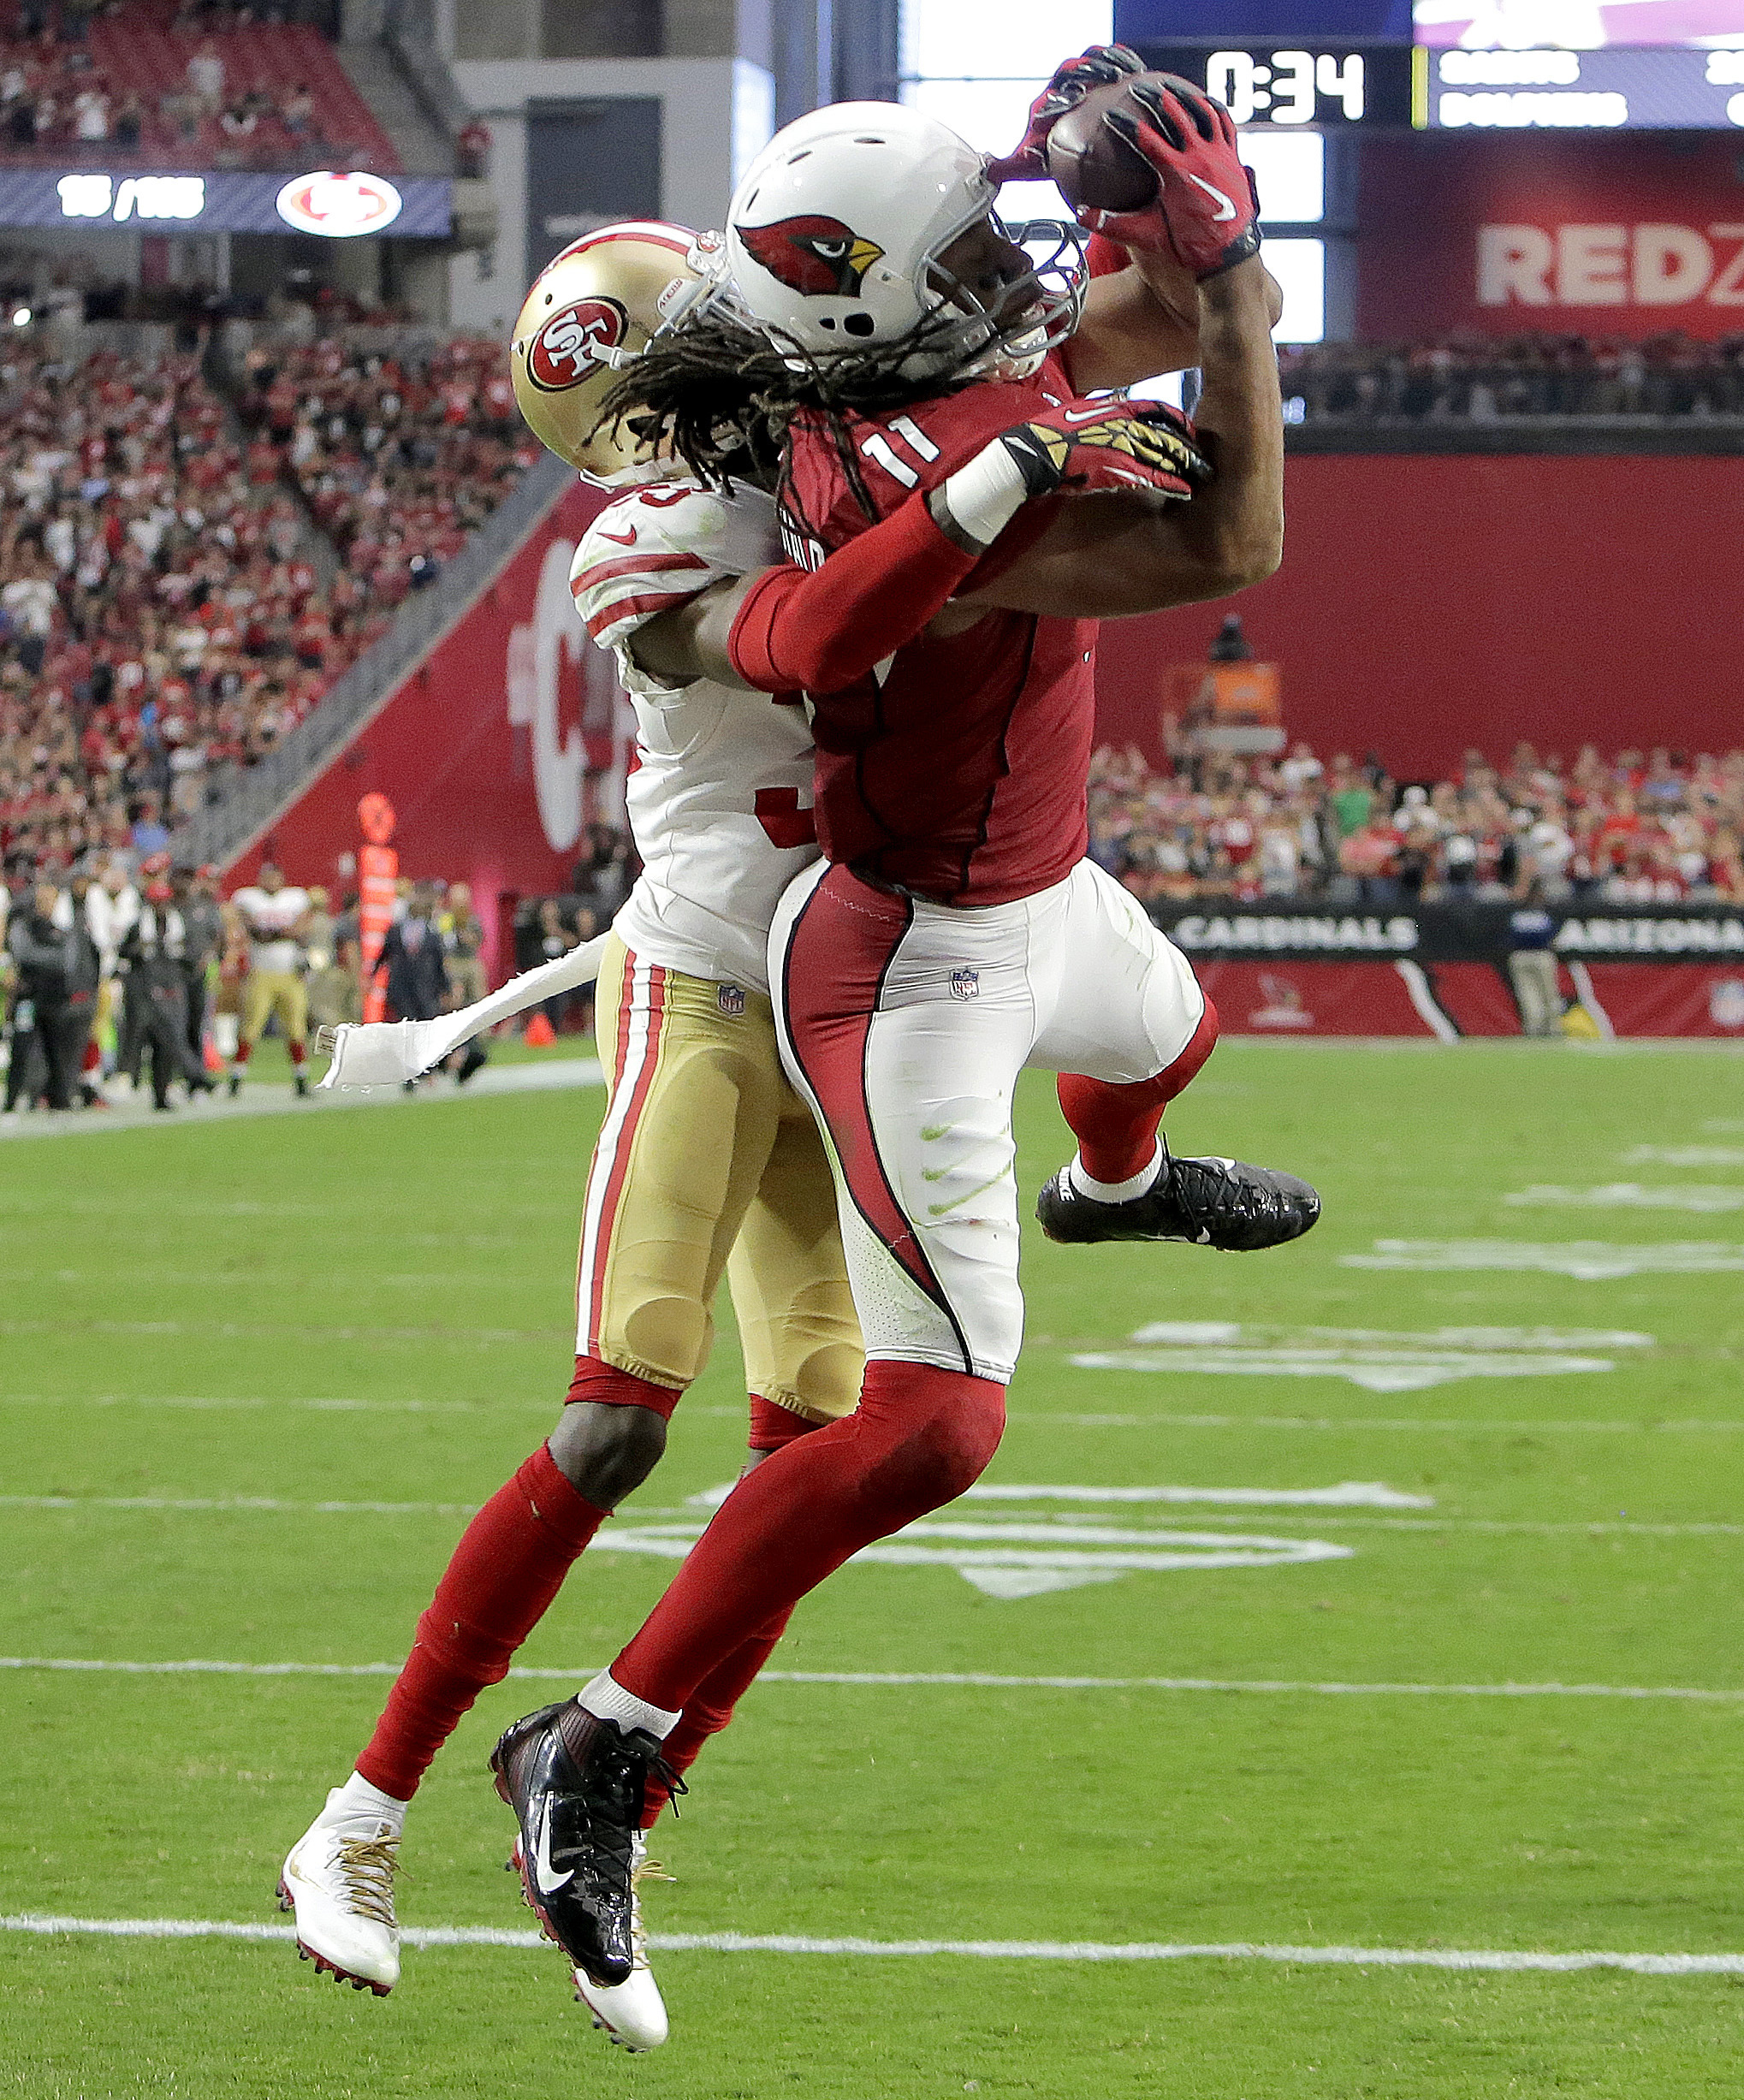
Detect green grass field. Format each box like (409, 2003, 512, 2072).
(5, 1040, 1744, 2098)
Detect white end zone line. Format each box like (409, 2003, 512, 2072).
(6, 1657, 1744, 1700)
(5, 1913, 1742, 1975)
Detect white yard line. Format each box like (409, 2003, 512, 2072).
(0, 1494, 1731, 1536)
(7, 1397, 1744, 1435)
(5, 1656, 1744, 1700)
(5, 1912, 1743, 1974)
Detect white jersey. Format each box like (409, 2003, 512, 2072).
(232, 885, 309, 975)
(570, 480, 817, 995)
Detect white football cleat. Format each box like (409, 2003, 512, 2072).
(572, 1834, 670, 2050)
(278, 1788, 404, 1995)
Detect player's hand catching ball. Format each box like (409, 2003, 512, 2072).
(1019, 59, 1262, 282)
(987, 44, 1146, 184)
(1083, 76, 1261, 280)
(999, 397, 1210, 500)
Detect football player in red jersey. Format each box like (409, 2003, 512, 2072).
(489, 71, 1320, 1988)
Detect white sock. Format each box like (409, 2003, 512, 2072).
(1067, 1140, 1165, 1205)
(332, 1771, 408, 1832)
(579, 1668, 680, 1741)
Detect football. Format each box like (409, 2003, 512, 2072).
(1043, 75, 1166, 216)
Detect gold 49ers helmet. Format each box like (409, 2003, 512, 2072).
(509, 220, 719, 484)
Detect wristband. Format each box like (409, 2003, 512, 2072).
(933, 442, 1032, 552)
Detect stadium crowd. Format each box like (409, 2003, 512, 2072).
(0, 335, 535, 887)
(233, 337, 539, 606)
(1089, 739, 1744, 906)
(0, 0, 385, 171)
(1278, 335, 1744, 422)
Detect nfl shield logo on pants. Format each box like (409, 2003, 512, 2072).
(717, 983, 746, 1017)
(950, 969, 980, 1002)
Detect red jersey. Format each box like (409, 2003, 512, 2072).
(783, 351, 1094, 907)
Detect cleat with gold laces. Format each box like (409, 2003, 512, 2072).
(278, 1789, 403, 1994)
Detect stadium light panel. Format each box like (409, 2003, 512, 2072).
(1239, 130, 1326, 224)
(901, 1, 1114, 82)
(1266, 237, 1326, 341)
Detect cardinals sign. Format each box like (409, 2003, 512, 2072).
(737, 214, 885, 297)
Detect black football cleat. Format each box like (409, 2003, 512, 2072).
(1035, 1141, 1320, 1253)
(490, 1701, 683, 1987)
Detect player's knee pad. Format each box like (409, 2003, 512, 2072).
(857, 1362, 1005, 1517)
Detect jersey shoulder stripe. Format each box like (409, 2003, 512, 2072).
(570, 480, 778, 652)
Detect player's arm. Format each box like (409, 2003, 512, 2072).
(954, 258, 1281, 618)
(1065, 236, 1283, 393)
(619, 407, 1206, 692)
(959, 79, 1284, 617)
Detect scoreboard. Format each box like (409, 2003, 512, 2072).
(1130, 43, 1415, 125)
(1421, 44, 1744, 128)
(1130, 39, 1744, 128)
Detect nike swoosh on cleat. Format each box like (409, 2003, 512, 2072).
(1184, 171, 1237, 222)
(531, 1813, 574, 1895)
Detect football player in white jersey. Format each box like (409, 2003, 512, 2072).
(276, 219, 1193, 2049)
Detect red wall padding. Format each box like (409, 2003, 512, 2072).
(1093, 452, 1744, 776)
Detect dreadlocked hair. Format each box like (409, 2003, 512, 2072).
(591, 300, 988, 541)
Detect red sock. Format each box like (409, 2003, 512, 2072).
(234, 1040, 252, 1066)
(566, 1352, 682, 1419)
(1056, 999, 1219, 1185)
(746, 1393, 822, 1450)
(636, 1401, 823, 1819)
(613, 1361, 1004, 1713)
(356, 1444, 607, 1800)
(81, 1037, 101, 1076)
(289, 1040, 307, 1068)
(639, 1611, 792, 1827)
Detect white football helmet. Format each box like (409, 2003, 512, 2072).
(725, 102, 1080, 380)
(510, 220, 723, 484)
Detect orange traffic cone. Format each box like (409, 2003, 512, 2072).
(524, 1011, 556, 1047)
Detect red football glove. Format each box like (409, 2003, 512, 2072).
(1083, 75, 1262, 281)
(997, 396, 1210, 501)
(987, 43, 1145, 184)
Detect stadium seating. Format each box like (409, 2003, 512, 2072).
(0, 0, 397, 171)
(0, 333, 535, 881)
(1279, 335, 1744, 422)
(1088, 740, 1744, 907)
(232, 336, 536, 608)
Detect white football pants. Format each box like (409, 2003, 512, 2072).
(768, 857, 1207, 1384)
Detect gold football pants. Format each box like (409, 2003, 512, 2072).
(574, 935, 862, 1425)
(241, 969, 308, 1049)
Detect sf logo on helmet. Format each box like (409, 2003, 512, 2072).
(525, 296, 628, 391)
(739, 216, 885, 297)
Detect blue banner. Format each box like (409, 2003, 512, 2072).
(0, 168, 451, 237)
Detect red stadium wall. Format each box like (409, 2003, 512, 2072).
(1357, 133, 1744, 341)
(228, 479, 610, 978)
(1092, 451, 1744, 776)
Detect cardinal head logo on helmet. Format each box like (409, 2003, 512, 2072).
(524, 296, 629, 392)
(736, 215, 885, 298)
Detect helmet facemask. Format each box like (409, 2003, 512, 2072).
(917, 215, 1087, 383)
